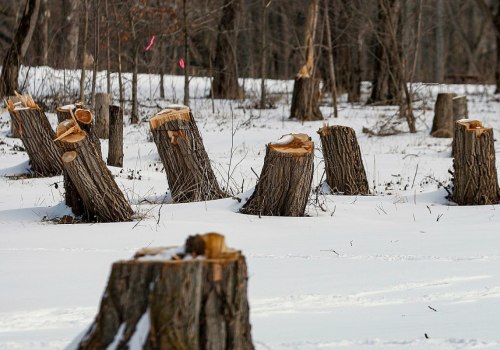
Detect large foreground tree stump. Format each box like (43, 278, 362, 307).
(290, 75, 323, 121)
(318, 125, 369, 195)
(107, 105, 124, 167)
(7, 95, 63, 176)
(150, 106, 226, 202)
(240, 133, 314, 216)
(95, 92, 111, 139)
(451, 120, 500, 205)
(430, 93, 455, 138)
(72, 233, 254, 350)
(55, 122, 133, 222)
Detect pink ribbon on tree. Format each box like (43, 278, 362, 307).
(179, 58, 185, 69)
(144, 35, 156, 51)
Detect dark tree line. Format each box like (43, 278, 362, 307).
(1, 0, 499, 104)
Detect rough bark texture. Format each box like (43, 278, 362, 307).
(452, 95, 468, 121)
(240, 134, 314, 217)
(95, 92, 110, 139)
(8, 95, 21, 138)
(451, 120, 500, 205)
(289, 0, 323, 122)
(318, 125, 369, 195)
(9, 105, 63, 176)
(0, 0, 40, 97)
(75, 250, 254, 349)
(431, 92, 455, 138)
(289, 76, 323, 121)
(57, 128, 133, 222)
(211, 0, 243, 99)
(150, 106, 227, 203)
(107, 105, 124, 167)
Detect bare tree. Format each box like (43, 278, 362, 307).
(0, 0, 40, 97)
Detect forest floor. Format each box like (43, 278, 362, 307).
(1, 68, 500, 349)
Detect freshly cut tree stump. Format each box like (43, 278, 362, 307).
(240, 133, 314, 217)
(430, 92, 455, 138)
(7, 95, 63, 176)
(73, 233, 254, 350)
(56, 104, 102, 157)
(150, 106, 226, 202)
(318, 125, 369, 195)
(55, 123, 133, 222)
(290, 74, 323, 121)
(451, 120, 500, 205)
(107, 105, 124, 167)
(95, 92, 111, 139)
(452, 95, 468, 121)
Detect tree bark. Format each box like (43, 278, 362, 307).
(150, 106, 227, 203)
(240, 134, 314, 217)
(56, 105, 101, 215)
(7, 95, 21, 138)
(79, 0, 88, 103)
(431, 92, 455, 138)
(107, 105, 123, 167)
(7, 97, 63, 177)
(211, 0, 243, 99)
(368, 0, 403, 105)
(452, 95, 468, 121)
(318, 125, 369, 195)
(95, 92, 110, 139)
(289, 0, 323, 122)
(451, 120, 500, 205)
(73, 237, 253, 350)
(0, 0, 40, 97)
(56, 124, 133, 222)
(63, 0, 80, 68)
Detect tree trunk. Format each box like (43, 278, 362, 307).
(452, 95, 468, 121)
(368, 0, 403, 105)
(289, 0, 323, 122)
(79, 0, 88, 103)
(131, 47, 139, 124)
(150, 106, 227, 203)
(324, 0, 338, 118)
(107, 105, 123, 167)
(7, 97, 63, 177)
(95, 92, 110, 139)
(211, 0, 243, 99)
(63, 0, 80, 68)
(56, 123, 133, 222)
(496, 5, 500, 93)
(451, 120, 500, 205)
(431, 92, 455, 138)
(56, 105, 102, 215)
(8, 95, 21, 138)
(0, 0, 40, 97)
(318, 125, 369, 195)
(90, 0, 99, 108)
(73, 235, 253, 349)
(37, 0, 49, 66)
(240, 133, 314, 217)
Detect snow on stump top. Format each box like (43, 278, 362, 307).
(149, 106, 227, 203)
(240, 133, 314, 216)
(71, 233, 254, 350)
(451, 119, 500, 205)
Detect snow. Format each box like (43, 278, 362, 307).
(270, 134, 295, 146)
(1, 66, 500, 349)
(127, 310, 150, 349)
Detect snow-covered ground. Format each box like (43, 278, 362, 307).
(1, 67, 500, 349)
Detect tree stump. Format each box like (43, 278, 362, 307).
(451, 120, 500, 205)
(6, 96, 21, 138)
(430, 92, 455, 138)
(95, 92, 111, 139)
(150, 106, 227, 203)
(56, 104, 102, 157)
(72, 233, 254, 350)
(240, 133, 314, 217)
(318, 125, 369, 195)
(289, 74, 323, 121)
(7, 95, 63, 176)
(55, 122, 133, 222)
(107, 105, 124, 167)
(452, 95, 468, 121)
